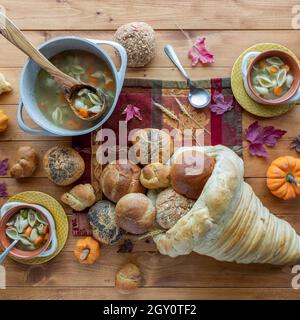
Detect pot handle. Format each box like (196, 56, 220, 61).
(87, 39, 127, 96)
(17, 100, 58, 136)
(241, 51, 260, 79)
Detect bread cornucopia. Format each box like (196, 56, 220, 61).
(151, 145, 300, 265)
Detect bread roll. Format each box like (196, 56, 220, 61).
(100, 160, 145, 203)
(170, 150, 215, 199)
(115, 263, 142, 291)
(10, 146, 38, 178)
(131, 128, 174, 164)
(43, 146, 85, 186)
(88, 200, 125, 244)
(61, 184, 96, 211)
(140, 163, 171, 189)
(116, 193, 156, 234)
(156, 187, 195, 229)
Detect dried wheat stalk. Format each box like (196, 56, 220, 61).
(153, 100, 203, 146)
(173, 96, 211, 135)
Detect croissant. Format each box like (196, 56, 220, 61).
(153, 145, 300, 265)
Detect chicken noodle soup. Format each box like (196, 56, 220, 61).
(250, 56, 294, 100)
(35, 50, 115, 130)
(5, 208, 49, 251)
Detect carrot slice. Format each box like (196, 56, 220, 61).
(281, 64, 290, 71)
(274, 86, 283, 96)
(269, 67, 278, 73)
(79, 109, 89, 118)
(34, 236, 44, 246)
(44, 233, 50, 241)
(24, 226, 32, 238)
(88, 76, 98, 85)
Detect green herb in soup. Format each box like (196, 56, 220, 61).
(35, 50, 115, 130)
(250, 56, 294, 100)
(5, 208, 49, 251)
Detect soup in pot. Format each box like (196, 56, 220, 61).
(5, 208, 49, 251)
(250, 56, 294, 100)
(35, 50, 116, 130)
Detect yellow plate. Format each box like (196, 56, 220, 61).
(231, 43, 299, 117)
(7, 191, 69, 265)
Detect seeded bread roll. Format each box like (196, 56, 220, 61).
(140, 163, 171, 189)
(156, 187, 195, 229)
(100, 160, 145, 203)
(116, 193, 156, 234)
(114, 22, 155, 68)
(88, 200, 125, 245)
(61, 184, 96, 211)
(131, 128, 174, 165)
(170, 150, 215, 200)
(43, 146, 85, 186)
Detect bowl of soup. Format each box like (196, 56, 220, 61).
(241, 49, 300, 105)
(0, 205, 52, 259)
(18, 37, 127, 136)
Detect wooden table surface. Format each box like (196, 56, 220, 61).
(1, 0, 300, 300)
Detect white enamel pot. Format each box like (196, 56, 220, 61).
(18, 36, 127, 136)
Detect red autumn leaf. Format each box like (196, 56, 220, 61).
(210, 92, 234, 115)
(245, 121, 286, 158)
(0, 159, 9, 176)
(188, 37, 214, 66)
(290, 134, 300, 153)
(0, 182, 8, 198)
(122, 104, 142, 122)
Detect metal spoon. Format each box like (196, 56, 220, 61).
(0, 13, 102, 121)
(0, 239, 18, 264)
(164, 44, 211, 109)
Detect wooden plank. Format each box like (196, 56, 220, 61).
(1, 246, 297, 288)
(0, 178, 69, 206)
(0, 287, 299, 300)
(0, 141, 71, 177)
(243, 106, 300, 140)
(246, 178, 300, 214)
(0, 105, 68, 141)
(2, 30, 300, 69)
(244, 139, 299, 178)
(1, 0, 298, 30)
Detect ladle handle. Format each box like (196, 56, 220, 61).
(0, 239, 18, 264)
(0, 12, 78, 89)
(164, 44, 190, 83)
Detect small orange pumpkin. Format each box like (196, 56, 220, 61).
(266, 156, 300, 200)
(74, 237, 101, 265)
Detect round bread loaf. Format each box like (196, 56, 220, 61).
(170, 150, 215, 200)
(87, 200, 125, 245)
(156, 187, 195, 229)
(131, 128, 174, 165)
(100, 160, 145, 203)
(43, 146, 85, 186)
(140, 163, 171, 189)
(114, 22, 155, 68)
(116, 193, 156, 234)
